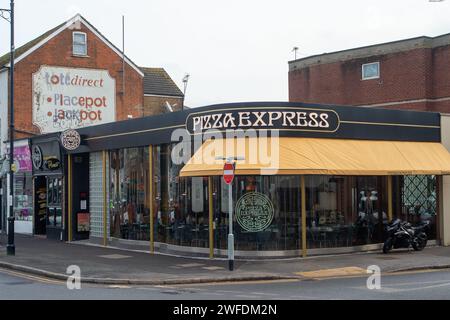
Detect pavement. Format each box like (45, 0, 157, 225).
(1, 234, 450, 285)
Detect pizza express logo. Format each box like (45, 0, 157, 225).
(235, 192, 275, 233)
(61, 129, 81, 151)
(186, 108, 340, 134)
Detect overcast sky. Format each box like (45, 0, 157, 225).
(1, 0, 449, 108)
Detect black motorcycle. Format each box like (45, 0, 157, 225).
(383, 219, 429, 254)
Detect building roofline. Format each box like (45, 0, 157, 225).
(0, 14, 144, 77)
(288, 32, 450, 70)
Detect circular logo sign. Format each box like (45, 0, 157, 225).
(61, 129, 81, 151)
(235, 192, 274, 233)
(32, 146, 43, 170)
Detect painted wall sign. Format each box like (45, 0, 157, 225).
(32, 66, 116, 133)
(186, 107, 340, 135)
(60, 129, 81, 151)
(235, 192, 275, 233)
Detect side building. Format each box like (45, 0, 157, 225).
(288, 33, 450, 112)
(0, 14, 183, 234)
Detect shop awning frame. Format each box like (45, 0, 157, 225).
(180, 137, 450, 177)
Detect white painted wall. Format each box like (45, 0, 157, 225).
(0, 69, 9, 158)
(440, 114, 450, 246)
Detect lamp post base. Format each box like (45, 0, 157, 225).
(228, 259, 234, 272)
(7, 216, 15, 256)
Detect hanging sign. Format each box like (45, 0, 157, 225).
(32, 146, 44, 170)
(60, 129, 81, 151)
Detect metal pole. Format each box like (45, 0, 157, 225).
(149, 145, 154, 253)
(228, 178, 234, 271)
(208, 177, 214, 259)
(102, 151, 107, 246)
(301, 176, 307, 258)
(7, 0, 15, 256)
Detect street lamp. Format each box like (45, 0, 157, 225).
(1, 0, 15, 256)
(182, 74, 190, 110)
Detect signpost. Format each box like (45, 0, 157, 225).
(223, 161, 235, 271)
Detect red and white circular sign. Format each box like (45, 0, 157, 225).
(223, 162, 235, 185)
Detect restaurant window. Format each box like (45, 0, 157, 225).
(109, 148, 150, 241)
(393, 175, 437, 240)
(14, 174, 33, 222)
(153, 144, 210, 248)
(213, 175, 301, 252)
(362, 62, 380, 80)
(73, 32, 87, 56)
(305, 176, 387, 249)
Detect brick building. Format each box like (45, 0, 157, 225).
(0, 14, 183, 234)
(288, 33, 450, 112)
(0, 14, 183, 150)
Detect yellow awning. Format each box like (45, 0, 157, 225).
(180, 137, 450, 177)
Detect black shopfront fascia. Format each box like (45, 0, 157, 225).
(55, 102, 441, 155)
(28, 102, 442, 244)
(31, 135, 90, 242)
(31, 136, 67, 241)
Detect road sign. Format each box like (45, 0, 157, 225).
(223, 162, 235, 185)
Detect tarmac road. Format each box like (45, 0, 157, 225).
(0, 267, 450, 300)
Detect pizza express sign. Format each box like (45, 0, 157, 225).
(186, 107, 340, 134)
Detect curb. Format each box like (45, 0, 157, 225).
(0, 260, 300, 286)
(385, 264, 450, 274)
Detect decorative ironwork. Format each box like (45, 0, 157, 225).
(0, 8, 11, 22)
(402, 175, 437, 216)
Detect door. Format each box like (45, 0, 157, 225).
(46, 176, 64, 240)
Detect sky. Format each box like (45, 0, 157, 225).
(0, 0, 449, 108)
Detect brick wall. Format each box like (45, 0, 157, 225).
(12, 22, 143, 139)
(143, 96, 184, 117)
(289, 45, 450, 113)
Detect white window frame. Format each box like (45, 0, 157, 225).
(72, 32, 87, 56)
(362, 62, 380, 80)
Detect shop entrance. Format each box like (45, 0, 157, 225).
(34, 176, 47, 235)
(71, 153, 90, 241)
(46, 176, 64, 240)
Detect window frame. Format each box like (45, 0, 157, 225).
(72, 31, 88, 57)
(361, 62, 380, 81)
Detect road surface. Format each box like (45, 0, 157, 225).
(0, 267, 449, 300)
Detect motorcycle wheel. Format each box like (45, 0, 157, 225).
(383, 238, 393, 254)
(413, 233, 428, 251)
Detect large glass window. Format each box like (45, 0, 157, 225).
(212, 176, 301, 252)
(393, 175, 437, 240)
(305, 176, 388, 249)
(109, 148, 150, 241)
(153, 144, 210, 248)
(14, 173, 33, 222)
